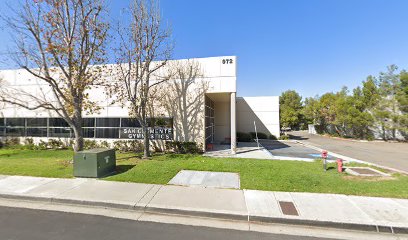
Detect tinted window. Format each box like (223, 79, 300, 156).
(0, 118, 4, 127)
(121, 118, 141, 127)
(96, 128, 119, 138)
(96, 118, 120, 127)
(6, 118, 25, 127)
(6, 128, 25, 136)
(26, 118, 47, 127)
(83, 128, 95, 138)
(49, 118, 69, 127)
(49, 128, 72, 137)
(83, 118, 95, 127)
(26, 128, 47, 137)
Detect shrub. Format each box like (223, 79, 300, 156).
(48, 139, 65, 149)
(84, 139, 98, 150)
(23, 138, 36, 150)
(249, 132, 268, 139)
(165, 141, 202, 154)
(113, 140, 143, 153)
(268, 134, 277, 140)
(279, 135, 289, 140)
(236, 132, 252, 142)
(99, 140, 110, 149)
(5, 137, 20, 147)
(38, 140, 48, 150)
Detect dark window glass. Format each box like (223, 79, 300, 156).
(121, 118, 141, 127)
(0, 127, 5, 136)
(96, 118, 120, 127)
(26, 118, 47, 127)
(0, 118, 5, 127)
(49, 118, 69, 127)
(96, 128, 119, 138)
(6, 118, 25, 127)
(49, 128, 72, 137)
(6, 128, 25, 136)
(83, 118, 95, 127)
(26, 128, 47, 137)
(83, 128, 95, 138)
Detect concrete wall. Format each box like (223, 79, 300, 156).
(236, 96, 280, 138)
(214, 101, 230, 143)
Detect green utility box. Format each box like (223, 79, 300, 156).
(74, 148, 116, 178)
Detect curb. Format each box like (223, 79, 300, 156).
(1, 193, 407, 235)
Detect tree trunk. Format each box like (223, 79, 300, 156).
(73, 125, 84, 152)
(143, 125, 150, 158)
(72, 100, 84, 152)
(141, 101, 151, 158)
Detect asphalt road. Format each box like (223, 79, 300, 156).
(290, 131, 408, 173)
(0, 206, 332, 240)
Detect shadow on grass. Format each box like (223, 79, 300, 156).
(115, 164, 136, 175)
(116, 155, 141, 161)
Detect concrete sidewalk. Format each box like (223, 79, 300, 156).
(0, 175, 407, 234)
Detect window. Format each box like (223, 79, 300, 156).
(6, 128, 25, 136)
(96, 128, 119, 138)
(83, 128, 95, 138)
(49, 128, 72, 138)
(26, 118, 47, 127)
(6, 118, 25, 127)
(96, 118, 120, 128)
(27, 128, 47, 137)
(121, 118, 141, 127)
(49, 118, 69, 127)
(83, 118, 95, 127)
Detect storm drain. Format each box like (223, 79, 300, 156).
(278, 201, 299, 216)
(345, 167, 390, 177)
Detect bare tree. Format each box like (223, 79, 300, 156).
(1, 0, 109, 152)
(158, 60, 208, 142)
(111, 0, 173, 158)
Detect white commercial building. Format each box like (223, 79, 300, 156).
(0, 56, 279, 152)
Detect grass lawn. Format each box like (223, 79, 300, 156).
(0, 148, 407, 198)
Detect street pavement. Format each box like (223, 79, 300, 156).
(0, 175, 407, 234)
(0, 206, 328, 240)
(289, 131, 408, 173)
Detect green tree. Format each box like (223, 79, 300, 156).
(397, 71, 408, 133)
(374, 65, 402, 140)
(279, 90, 304, 130)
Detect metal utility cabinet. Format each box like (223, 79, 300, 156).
(74, 148, 116, 178)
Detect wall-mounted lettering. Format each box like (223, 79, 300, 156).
(222, 59, 233, 64)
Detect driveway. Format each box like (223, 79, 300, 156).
(258, 140, 335, 160)
(289, 131, 408, 173)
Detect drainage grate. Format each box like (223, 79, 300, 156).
(279, 201, 299, 216)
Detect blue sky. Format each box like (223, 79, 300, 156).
(1, 0, 408, 98)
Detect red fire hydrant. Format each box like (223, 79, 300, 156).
(336, 159, 343, 173)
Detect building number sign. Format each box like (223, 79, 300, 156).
(222, 58, 233, 64)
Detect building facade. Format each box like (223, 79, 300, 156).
(0, 56, 279, 152)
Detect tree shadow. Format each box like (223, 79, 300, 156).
(288, 134, 309, 140)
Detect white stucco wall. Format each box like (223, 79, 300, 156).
(236, 96, 280, 138)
